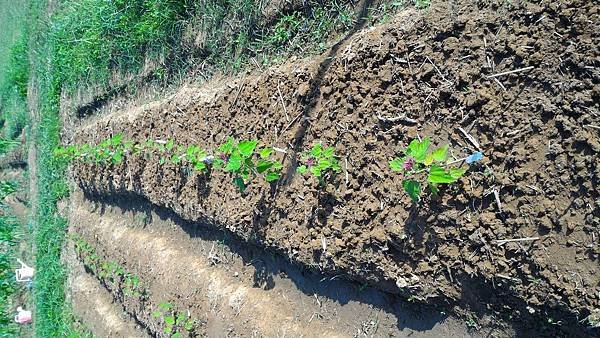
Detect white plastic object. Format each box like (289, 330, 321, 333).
(15, 307, 32, 324)
(15, 259, 34, 282)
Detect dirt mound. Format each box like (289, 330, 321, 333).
(70, 0, 599, 335)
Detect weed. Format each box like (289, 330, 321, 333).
(389, 138, 481, 203)
(134, 213, 148, 226)
(414, 0, 431, 9)
(0, 138, 19, 156)
(466, 315, 479, 329)
(0, 180, 17, 198)
(297, 143, 341, 185)
(267, 13, 302, 45)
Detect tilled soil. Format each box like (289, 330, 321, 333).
(67, 188, 485, 337)
(69, 0, 599, 335)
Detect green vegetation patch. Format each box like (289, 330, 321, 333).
(0, 0, 30, 143)
(47, 0, 358, 92)
(0, 212, 20, 337)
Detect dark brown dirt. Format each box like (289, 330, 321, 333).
(69, 1, 599, 336)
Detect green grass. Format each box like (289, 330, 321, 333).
(0, 0, 30, 144)
(43, 0, 357, 93)
(0, 213, 20, 337)
(30, 18, 85, 334)
(49, 0, 194, 90)
(0, 0, 90, 335)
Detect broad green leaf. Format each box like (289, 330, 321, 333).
(432, 145, 448, 161)
(259, 148, 273, 159)
(240, 170, 250, 181)
(165, 316, 175, 326)
(238, 140, 258, 157)
(310, 143, 322, 157)
(172, 333, 181, 338)
(233, 177, 245, 192)
(265, 172, 280, 182)
(424, 154, 434, 165)
(449, 168, 467, 180)
(164, 326, 172, 334)
(186, 145, 196, 157)
(171, 154, 180, 164)
(297, 165, 307, 174)
(429, 183, 439, 195)
(99, 140, 110, 148)
(310, 166, 322, 177)
(152, 311, 162, 318)
(389, 158, 404, 172)
(194, 161, 206, 171)
(219, 137, 234, 153)
(166, 139, 174, 151)
(176, 314, 186, 325)
(317, 159, 331, 170)
(428, 164, 456, 183)
(256, 160, 273, 173)
(184, 319, 195, 331)
(225, 155, 242, 172)
(402, 180, 421, 202)
(331, 160, 342, 172)
(112, 151, 123, 164)
(111, 134, 123, 146)
(323, 147, 334, 158)
(272, 161, 283, 170)
(213, 158, 224, 169)
(158, 302, 172, 311)
(406, 138, 430, 163)
(159, 157, 166, 165)
(425, 145, 448, 165)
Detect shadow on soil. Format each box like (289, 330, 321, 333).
(84, 190, 463, 334)
(83, 187, 597, 338)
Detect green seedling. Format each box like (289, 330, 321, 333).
(72, 235, 147, 301)
(170, 144, 209, 172)
(152, 302, 198, 336)
(123, 273, 141, 297)
(297, 143, 341, 184)
(54, 133, 127, 164)
(389, 137, 480, 203)
(213, 137, 283, 192)
(414, 0, 431, 9)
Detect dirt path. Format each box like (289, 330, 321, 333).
(67, 188, 494, 337)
